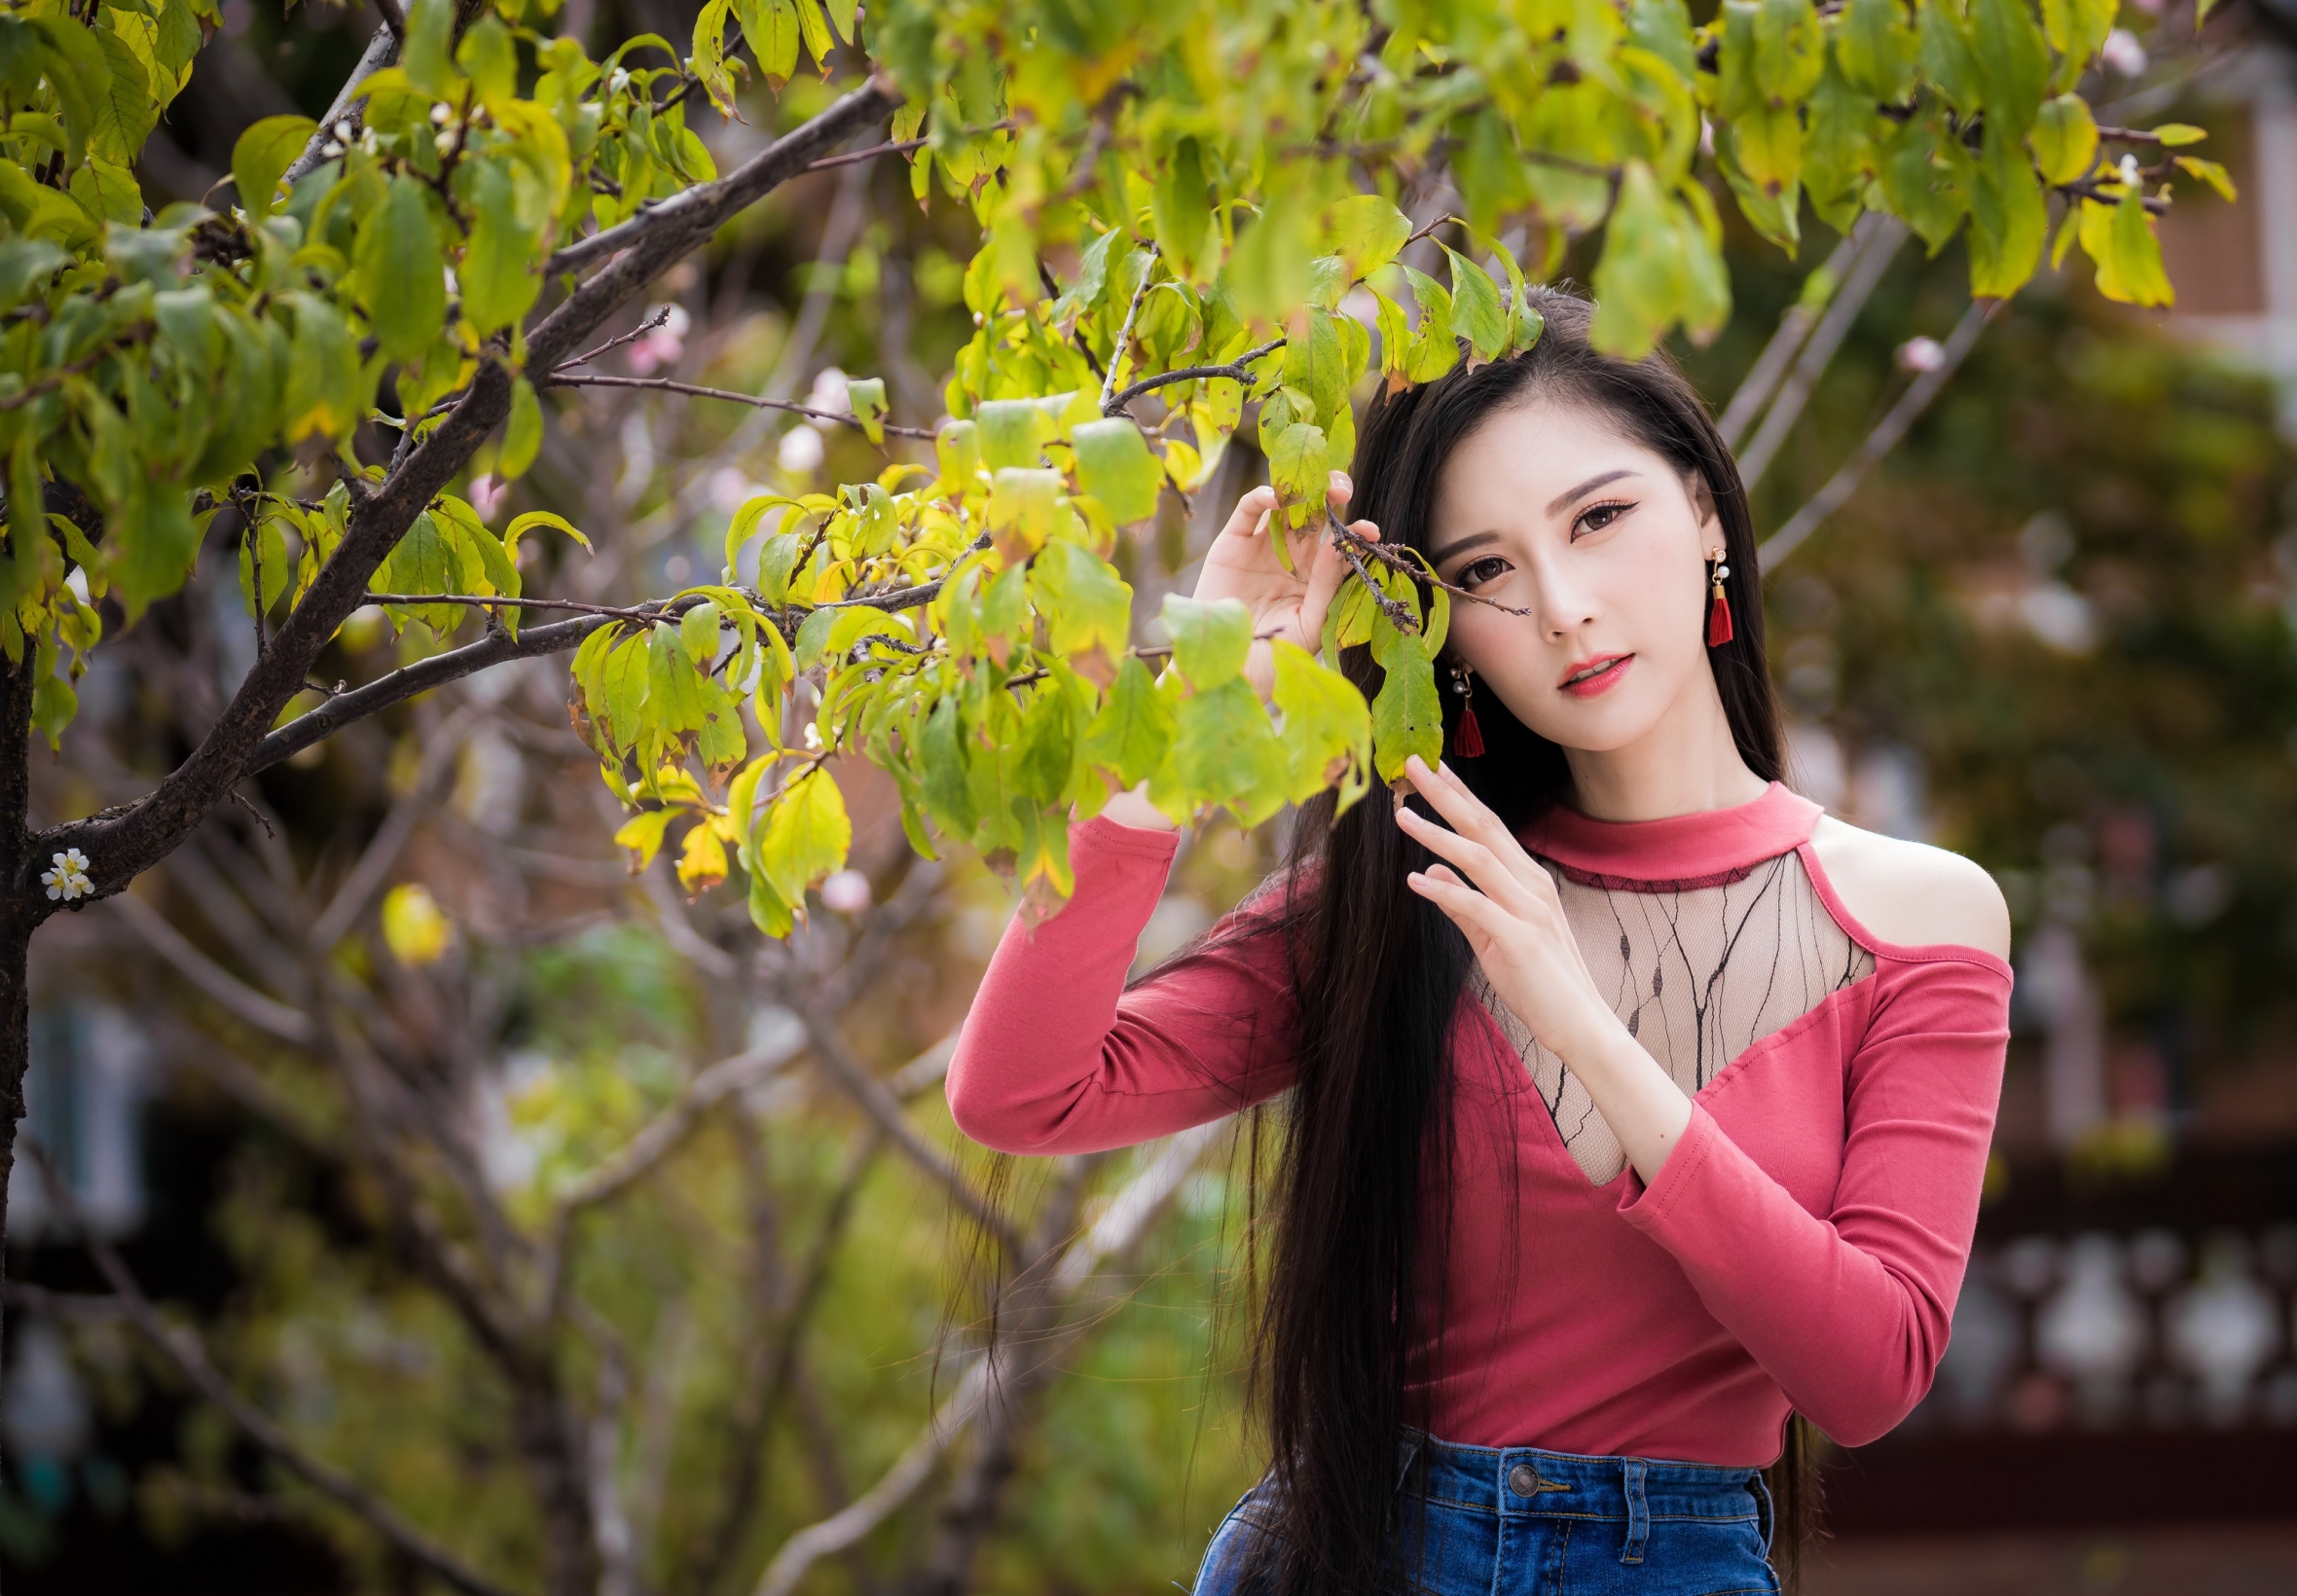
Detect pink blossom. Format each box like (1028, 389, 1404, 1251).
(468, 474, 508, 520)
(625, 305, 692, 375)
(820, 870, 872, 914)
(1895, 336, 1947, 375)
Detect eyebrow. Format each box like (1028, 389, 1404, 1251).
(1426, 529, 1499, 567)
(1428, 468, 1647, 566)
(1547, 468, 1639, 517)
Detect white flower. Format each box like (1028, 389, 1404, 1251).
(2100, 28, 2146, 77)
(608, 67, 632, 94)
(820, 870, 872, 914)
(430, 101, 455, 126)
(778, 423, 825, 477)
(41, 848, 91, 902)
(801, 720, 823, 750)
(1896, 336, 1947, 374)
(334, 118, 357, 140)
(320, 139, 345, 160)
(807, 366, 851, 416)
(434, 130, 457, 157)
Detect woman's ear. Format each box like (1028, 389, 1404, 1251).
(1687, 471, 1718, 527)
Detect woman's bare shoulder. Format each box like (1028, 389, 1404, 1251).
(1806, 815, 2012, 961)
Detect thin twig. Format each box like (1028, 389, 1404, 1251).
(1100, 336, 1284, 417)
(557, 307, 673, 373)
(365, 593, 677, 623)
(1714, 220, 1879, 451)
(540, 373, 935, 439)
(1758, 297, 2001, 573)
(1734, 214, 1910, 493)
(20, 1139, 521, 1596)
(282, 25, 397, 186)
(1096, 240, 1159, 416)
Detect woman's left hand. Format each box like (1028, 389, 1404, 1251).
(1394, 755, 1620, 1065)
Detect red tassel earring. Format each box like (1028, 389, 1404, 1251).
(1706, 547, 1734, 647)
(1450, 663, 1485, 758)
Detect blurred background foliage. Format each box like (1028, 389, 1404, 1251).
(9, 0, 2297, 1590)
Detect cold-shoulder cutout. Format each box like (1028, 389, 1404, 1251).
(1805, 815, 2011, 961)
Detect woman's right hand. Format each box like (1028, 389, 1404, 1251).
(1097, 471, 1378, 834)
(1192, 471, 1378, 698)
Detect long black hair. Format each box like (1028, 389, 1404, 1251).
(1242, 287, 1802, 1595)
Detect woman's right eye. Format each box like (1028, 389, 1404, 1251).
(1459, 556, 1511, 588)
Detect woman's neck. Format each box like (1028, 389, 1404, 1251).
(1560, 671, 1770, 823)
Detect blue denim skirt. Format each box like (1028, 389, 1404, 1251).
(1191, 1433, 1778, 1596)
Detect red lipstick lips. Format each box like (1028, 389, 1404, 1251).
(1558, 653, 1633, 699)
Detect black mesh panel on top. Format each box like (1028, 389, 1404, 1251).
(1469, 848, 1875, 1186)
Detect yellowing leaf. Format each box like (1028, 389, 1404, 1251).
(232, 115, 315, 222)
(759, 768, 851, 907)
(1069, 417, 1164, 525)
(381, 883, 452, 963)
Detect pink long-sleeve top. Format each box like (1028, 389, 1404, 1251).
(946, 783, 2011, 1465)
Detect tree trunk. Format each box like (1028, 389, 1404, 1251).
(0, 633, 41, 1372)
(512, 1370, 604, 1596)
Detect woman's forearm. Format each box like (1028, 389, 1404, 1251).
(1550, 1016, 1695, 1188)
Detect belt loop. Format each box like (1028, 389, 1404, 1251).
(1620, 1457, 1650, 1565)
(1750, 1467, 1776, 1561)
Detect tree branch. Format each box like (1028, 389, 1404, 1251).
(1096, 239, 1159, 416)
(542, 372, 935, 439)
(281, 25, 397, 187)
(1734, 215, 1910, 494)
(20, 1139, 524, 1596)
(1758, 296, 2000, 573)
(747, 1122, 1223, 1596)
(1715, 219, 1880, 451)
(542, 76, 900, 279)
(792, 1004, 1017, 1254)
(108, 890, 315, 1044)
(1100, 336, 1283, 417)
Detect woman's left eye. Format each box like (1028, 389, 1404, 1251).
(1574, 501, 1629, 537)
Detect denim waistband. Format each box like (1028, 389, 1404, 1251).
(1399, 1430, 1769, 1532)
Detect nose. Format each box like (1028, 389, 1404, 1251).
(1528, 552, 1598, 640)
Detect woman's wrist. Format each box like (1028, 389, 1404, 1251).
(1094, 783, 1180, 834)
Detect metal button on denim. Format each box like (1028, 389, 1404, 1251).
(1507, 1463, 1541, 1497)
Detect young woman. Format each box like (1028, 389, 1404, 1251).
(946, 289, 2012, 1596)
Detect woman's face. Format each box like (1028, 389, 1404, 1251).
(1427, 396, 1721, 755)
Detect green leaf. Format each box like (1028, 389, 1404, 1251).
(1968, 0, 2049, 140)
(1967, 122, 2046, 298)
(598, 631, 651, 749)
(847, 376, 887, 444)
(794, 603, 839, 669)
(2040, 0, 2116, 68)
(1167, 674, 1289, 826)
(1281, 306, 1351, 424)
(457, 16, 519, 110)
(1835, 0, 1915, 102)
(460, 160, 542, 336)
(283, 294, 368, 444)
(1270, 638, 1370, 810)
(1031, 538, 1133, 660)
(2173, 155, 2237, 203)
(1150, 136, 1216, 280)
(1324, 194, 1412, 281)
(1878, 114, 1971, 255)
(504, 510, 592, 562)
(233, 116, 316, 222)
(29, 636, 75, 751)
(648, 620, 711, 735)
(1266, 420, 1331, 538)
(1070, 417, 1164, 525)
(1752, 0, 1825, 105)
(500, 377, 544, 481)
(402, 0, 458, 95)
(975, 399, 1048, 470)
(791, 0, 834, 71)
(1441, 246, 1510, 361)
(1081, 653, 1175, 788)
(2028, 93, 2098, 186)
(1161, 593, 1253, 690)
(681, 599, 723, 669)
(759, 768, 852, 906)
(1916, 0, 1982, 115)
(356, 177, 446, 363)
(1368, 622, 1441, 783)
(1398, 265, 1459, 381)
(614, 809, 675, 870)
(987, 467, 1062, 561)
(2149, 124, 2207, 148)
(2090, 182, 2173, 308)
